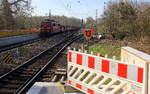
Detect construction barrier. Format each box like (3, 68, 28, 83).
(67, 48, 148, 94)
(121, 46, 150, 94)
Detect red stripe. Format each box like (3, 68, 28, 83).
(102, 60, 110, 73)
(87, 89, 94, 94)
(118, 63, 127, 78)
(76, 83, 82, 89)
(88, 56, 95, 69)
(138, 67, 143, 83)
(68, 52, 72, 62)
(77, 54, 82, 65)
(68, 80, 72, 85)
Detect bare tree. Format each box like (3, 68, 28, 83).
(86, 17, 96, 28)
(101, 1, 150, 40)
(0, 0, 32, 30)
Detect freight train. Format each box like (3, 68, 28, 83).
(39, 19, 79, 37)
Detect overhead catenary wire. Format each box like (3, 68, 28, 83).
(54, 0, 94, 19)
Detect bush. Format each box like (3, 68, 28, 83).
(112, 32, 126, 40)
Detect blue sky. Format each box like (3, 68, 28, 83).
(32, 0, 150, 19)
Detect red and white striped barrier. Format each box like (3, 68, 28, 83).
(67, 49, 148, 94)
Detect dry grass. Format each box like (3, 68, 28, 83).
(0, 30, 36, 38)
(87, 37, 150, 60)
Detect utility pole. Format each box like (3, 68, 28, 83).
(104, 2, 106, 33)
(81, 18, 84, 28)
(49, 9, 51, 20)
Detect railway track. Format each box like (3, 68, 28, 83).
(39, 53, 67, 82)
(0, 32, 82, 94)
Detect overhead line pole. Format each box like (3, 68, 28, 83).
(49, 9, 51, 20)
(95, 9, 98, 34)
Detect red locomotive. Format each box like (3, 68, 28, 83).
(39, 19, 80, 37)
(39, 19, 62, 36)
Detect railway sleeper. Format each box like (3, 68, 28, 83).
(50, 74, 67, 82)
(41, 75, 53, 78)
(27, 66, 44, 69)
(0, 84, 20, 89)
(21, 70, 38, 73)
(6, 76, 28, 81)
(41, 79, 51, 82)
(43, 70, 54, 73)
(0, 79, 23, 85)
(20, 67, 39, 71)
(13, 71, 37, 76)
(11, 72, 32, 77)
(56, 68, 67, 71)
(27, 64, 45, 67)
(18, 74, 33, 77)
(15, 70, 38, 74)
(55, 71, 66, 75)
(0, 88, 15, 94)
(27, 65, 46, 69)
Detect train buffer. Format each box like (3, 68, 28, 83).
(67, 47, 150, 94)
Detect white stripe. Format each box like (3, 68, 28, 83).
(95, 57, 102, 71)
(127, 65, 138, 82)
(72, 52, 76, 64)
(82, 54, 88, 67)
(72, 81, 76, 87)
(82, 86, 88, 92)
(110, 60, 118, 76)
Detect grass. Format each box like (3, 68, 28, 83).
(87, 44, 121, 60)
